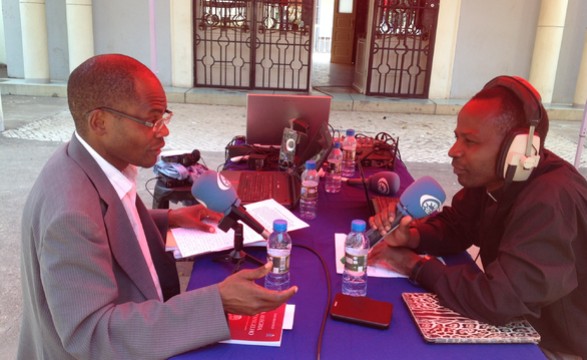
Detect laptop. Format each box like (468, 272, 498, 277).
(222, 121, 332, 209)
(402, 292, 541, 344)
(223, 96, 333, 209)
(246, 93, 332, 147)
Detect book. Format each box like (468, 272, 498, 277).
(221, 303, 287, 347)
(402, 292, 541, 344)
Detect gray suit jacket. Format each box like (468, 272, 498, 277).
(18, 135, 230, 359)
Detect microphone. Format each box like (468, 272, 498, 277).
(366, 176, 446, 249)
(346, 171, 401, 196)
(191, 170, 271, 239)
(161, 149, 201, 166)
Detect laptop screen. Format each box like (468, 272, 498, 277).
(246, 94, 332, 147)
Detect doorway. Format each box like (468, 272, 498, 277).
(311, 0, 355, 90)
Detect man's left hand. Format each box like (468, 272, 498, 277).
(368, 242, 421, 276)
(168, 205, 223, 233)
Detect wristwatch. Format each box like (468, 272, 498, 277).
(409, 255, 433, 285)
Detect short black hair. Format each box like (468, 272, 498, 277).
(471, 84, 549, 149)
(67, 54, 158, 135)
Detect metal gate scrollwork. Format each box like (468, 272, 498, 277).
(194, 0, 313, 91)
(367, 0, 439, 98)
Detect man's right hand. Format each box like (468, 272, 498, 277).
(218, 262, 298, 316)
(369, 202, 419, 249)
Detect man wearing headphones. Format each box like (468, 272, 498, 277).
(369, 76, 587, 359)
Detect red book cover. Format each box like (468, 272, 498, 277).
(221, 303, 286, 347)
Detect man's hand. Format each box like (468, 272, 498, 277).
(368, 202, 418, 248)
(218, 262, 298, 316)
(168, 204, 223, 233)
(368, 243, 421, 276)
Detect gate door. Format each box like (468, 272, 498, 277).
(194, 0, 313, 91)
(367, 0, 439, 98)
(194, 1, 253, 88)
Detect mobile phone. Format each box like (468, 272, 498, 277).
(330, 293, 393, 329)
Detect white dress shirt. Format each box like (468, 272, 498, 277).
(75, 132, 164, 301)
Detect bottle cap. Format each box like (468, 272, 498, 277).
(305, 160, 317, 170)
(346, 129, 355, 136)
(333, 141, 341, 149)
(351, 219, 366, 232)
(273, 219, 288, 232)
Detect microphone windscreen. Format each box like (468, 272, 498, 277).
(368, 171, 401, 196)
(399, 176, 446, 219)
(191, 170, 238, 214)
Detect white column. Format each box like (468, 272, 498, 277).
(528, 0, 568, 103)
(19, 0, 50, 82)
(170, 0, 193, 88)
(66, 0, 95, 72)
(574, 29, 587, 107)
(428, 0, 461, 99)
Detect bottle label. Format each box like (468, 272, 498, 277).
(268, 255, 290, 274)
(301, 184, 318, 201)
(345, 252, 367, 272)
(327, 161, 341, 174)
(343, 149, 356, 162)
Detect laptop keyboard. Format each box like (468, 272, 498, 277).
(239, 172, 274, 202)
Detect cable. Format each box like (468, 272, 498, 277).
(144, 176, 159, 198)
(293, 243, 332, 360)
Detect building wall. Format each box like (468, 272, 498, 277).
(2, 0, 173, 83)
(554, 0, 587, 104)
(92, 0, 173, 85)
(1, 0, 586, 104)
(451, 0, 540, 98)
(46, 0, 68, 80)
(0, 0, 6, 63)
(451, 0, 587, 104)
(3, 0, 24, 78)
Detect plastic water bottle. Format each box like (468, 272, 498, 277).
(342, 129, 357, 177)
(265, 219, 292, 291)
(325, 141, 342, 193)
(342, 219, 369, 296)
(300, 160, 319, 220)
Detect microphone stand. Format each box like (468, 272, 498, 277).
(214, 208, 264, 272)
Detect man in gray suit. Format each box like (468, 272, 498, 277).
(18, 53, 298, 359)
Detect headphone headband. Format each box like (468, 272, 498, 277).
(483, 75, 543, 128)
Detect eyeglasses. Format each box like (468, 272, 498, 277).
(95, 107, 173, 132)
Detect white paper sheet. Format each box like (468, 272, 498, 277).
(171, 199, 308, 258)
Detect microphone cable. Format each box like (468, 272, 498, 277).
(293, 243, 332, 360)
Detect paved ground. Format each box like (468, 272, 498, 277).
(1, 94, 586, 359)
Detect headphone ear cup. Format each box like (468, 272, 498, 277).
(497, 130, 541, 182)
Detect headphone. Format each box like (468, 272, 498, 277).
(482, 76, 544, 182)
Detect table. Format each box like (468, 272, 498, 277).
(172, 162, 545, 359)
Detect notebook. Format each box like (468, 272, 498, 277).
(221, 170, 300, 210)
(402, 292, 541, 344)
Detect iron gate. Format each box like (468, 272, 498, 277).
(367, 0, 439, 98)
(193, 0, 313, 91)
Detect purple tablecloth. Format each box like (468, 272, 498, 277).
(171, 162, 544, 359)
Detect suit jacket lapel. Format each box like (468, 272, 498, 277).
(67, 135, 159, 300)
(136, 199, 180, 301)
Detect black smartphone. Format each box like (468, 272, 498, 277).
(330, 293, 393, 329)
